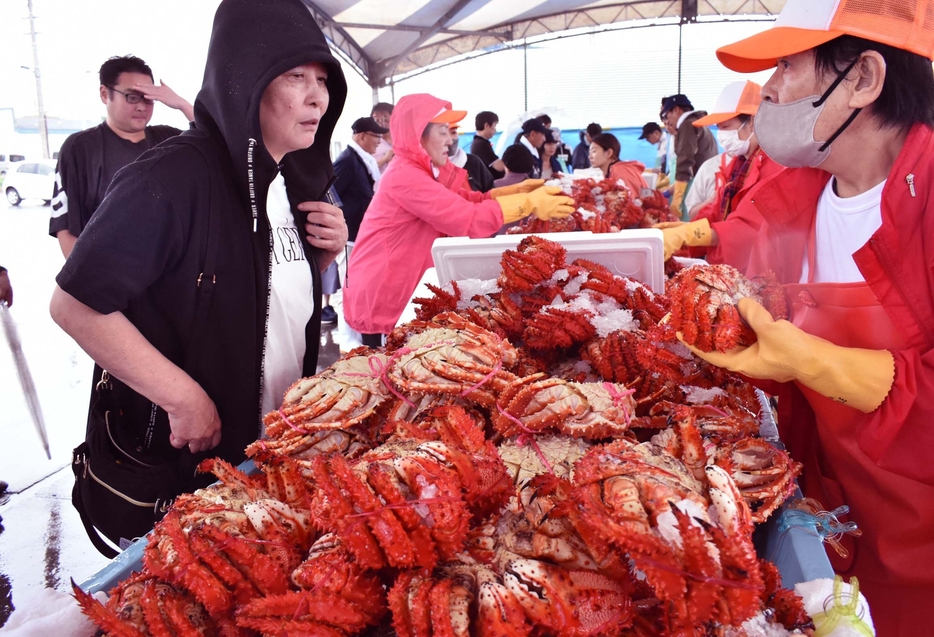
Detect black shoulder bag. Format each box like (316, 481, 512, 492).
(71, 140, 221, 558)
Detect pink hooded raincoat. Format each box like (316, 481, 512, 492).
(342, 94, 504, 334)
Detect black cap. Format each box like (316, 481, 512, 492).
(660, 94, 692, 117)
(352, 116, 389, 135)
(639, 122, 662, 140)
(502, 144, 535, 173)
(521, 118, 548, 135)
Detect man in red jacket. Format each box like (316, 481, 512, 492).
(688, 0, 934, 633)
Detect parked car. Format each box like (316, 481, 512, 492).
(4, 159, 56, 206)
(0, 154, 27, 178)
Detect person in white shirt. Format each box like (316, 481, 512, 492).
(684, 152, 727, 219)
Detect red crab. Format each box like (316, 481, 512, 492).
(498, 235, 568, 292)
(667, 264, 788, 352)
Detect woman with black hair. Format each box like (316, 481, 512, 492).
(588, 132, 648, 198)
(539, 129, 565, 179)
(693, 1, 934, 631)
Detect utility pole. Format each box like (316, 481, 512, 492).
(26, 0, 50, 159)
(678, 0, 698, 95)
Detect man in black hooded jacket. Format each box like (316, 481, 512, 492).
(49, 0, 348, 550)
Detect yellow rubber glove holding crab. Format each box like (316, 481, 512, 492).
(497, 186, 575, 224)
(679, 297, 894, 413)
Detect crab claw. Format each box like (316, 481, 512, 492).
(476, 566, 533, 637)
(504, 559, 633, 636)
(705, 464, 752, 537)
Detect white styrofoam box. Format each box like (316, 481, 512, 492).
(431, 230, 666, 294)
(642, 171, 658, 190)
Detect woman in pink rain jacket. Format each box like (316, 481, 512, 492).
(343, 93, 572, 341)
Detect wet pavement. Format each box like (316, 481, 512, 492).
(0, 201, 344, 628)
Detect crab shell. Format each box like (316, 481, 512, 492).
(494, 374, 635, 439)
(667, 264, 787, 352)
(388, 320, 519, 405)
(267, 352, 393, 433)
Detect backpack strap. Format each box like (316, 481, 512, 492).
(72, 443, 119, 559)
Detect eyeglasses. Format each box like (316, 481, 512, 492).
(108, 86, 152, 105)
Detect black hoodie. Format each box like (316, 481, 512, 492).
(57, 0, 347, 487)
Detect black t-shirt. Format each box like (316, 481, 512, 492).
(464, 154, 494, 193)
(49, 122, 182, 238)
(470, 134, 505, 179)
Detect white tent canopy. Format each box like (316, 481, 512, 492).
(304, 0, 786, 88)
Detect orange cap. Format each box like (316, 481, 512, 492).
(429, 107, 467, 125)
(717, 0, 934, 73)
(693, 81, 762, 127)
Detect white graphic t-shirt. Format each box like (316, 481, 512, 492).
(261, 173, 315, 416)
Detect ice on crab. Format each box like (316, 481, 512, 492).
(682, 385, 729, 404)
(561, 270, 589, 296)
(451, 278, 501, 311)
(724, 612, 796, 637)
(655, 498, 711, 547)
(546, 288, 641, 338)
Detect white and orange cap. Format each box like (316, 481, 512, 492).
(429, 107, 467, 125)
(717, 0, 934, 73)
(693, 81, 762, 127)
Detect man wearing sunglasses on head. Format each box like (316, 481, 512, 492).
(49, 55, 193, 258)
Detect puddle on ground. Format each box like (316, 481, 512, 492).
(0, 498, 64, 628)
(0, 519, 12, 628)
(44, 501, 62, 590)
(0, 572, 13, 629)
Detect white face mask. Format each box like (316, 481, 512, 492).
(754, 59, 861, 168)
(717, 125, 751, 158)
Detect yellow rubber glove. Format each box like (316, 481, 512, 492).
(656, 173, 671, 190)
(679, 298, 895, 413)
(489, 179, 545, 200)
(654, 218, 713, 260)
(498, 186, 576, 224)
(669, 180, 688, 215)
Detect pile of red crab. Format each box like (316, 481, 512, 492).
(75, 236, 812, 637)
(507, 177, 679, 235)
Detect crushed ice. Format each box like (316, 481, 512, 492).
(655, 499, 709, 548)
(682, 386, 728, 404)
(562, 272, 589, 297)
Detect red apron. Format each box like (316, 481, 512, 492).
(782, 233, 934, 636)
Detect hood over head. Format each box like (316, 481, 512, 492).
(390, 93, 459, 177)
(193, 0, 347, 222)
